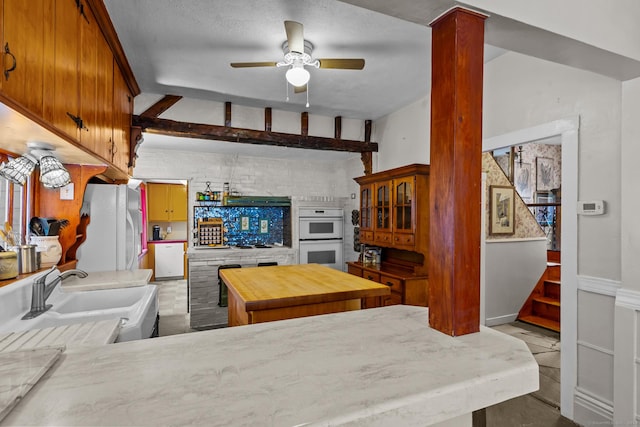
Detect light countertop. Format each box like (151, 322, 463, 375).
(0, 319, 120, 423)
(0, 347, 62, 423)
(61, 269, 152, 292)
(1, 305, 538, 426)
(0, 319, 121, 353)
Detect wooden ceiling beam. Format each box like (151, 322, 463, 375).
(132, 115, 378, 153)
(139, 95, 183, 118)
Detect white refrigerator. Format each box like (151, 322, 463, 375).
(77, 183, 143, 272)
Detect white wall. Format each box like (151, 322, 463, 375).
(615, 76, 640, 425)
(484, 238, 547, 326)
(484, 51, 622, 281)
(482, 50, 626, 425)
(621, 77, 640, 291)
(460, 0, 640, 61)
(371, 96, 430, 172)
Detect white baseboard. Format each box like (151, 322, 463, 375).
(485, 313, 518, 327)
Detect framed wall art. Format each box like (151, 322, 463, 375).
(492, 147, 513, 181)
(514, 162, 532, 200)
(536, 157, 554, 191)
(240, 216, 250, 231)
(489, 185, 515, 236)
(259, 219, 269, 234)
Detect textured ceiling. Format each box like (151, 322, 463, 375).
(103, 0, 511, 161)
(105, 0, 438, 121)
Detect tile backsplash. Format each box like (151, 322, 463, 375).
(194, 206, 291, 247)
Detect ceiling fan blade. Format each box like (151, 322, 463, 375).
(317, 58, 365, 70)
(284, 20, 304, 54)
(230, 61, 278, 68)
(294, 84, 307, 94)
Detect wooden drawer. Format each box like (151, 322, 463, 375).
(347, 264, 363, 277)
(386, 292, 403, 306)
(374, 232, 392, 244)
(363, 271, 380, 282)
(361, 230, 375, 242)
(393, 233, 415, 246)
(380, 275, 403, 293)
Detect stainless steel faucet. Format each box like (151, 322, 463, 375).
(22, 266, 88, 320)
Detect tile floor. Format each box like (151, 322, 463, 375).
(153, 279, 579, 426)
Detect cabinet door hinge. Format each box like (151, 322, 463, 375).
(66, 112, 88, 131)
(79, 3, 90, 23)
(75, 0, 90, 23)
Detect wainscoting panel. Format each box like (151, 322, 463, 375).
(613, 287, 640, 425)
(574, 276, 620, 426)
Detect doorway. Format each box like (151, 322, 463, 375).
(483, 116, 579, 420)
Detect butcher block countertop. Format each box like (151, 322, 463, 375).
(220, 263, 390, 311)
(0, 306, 538, 426)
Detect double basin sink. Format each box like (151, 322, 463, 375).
(0, 270, 158, 342)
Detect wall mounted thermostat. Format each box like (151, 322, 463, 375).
(577, 200, 605, 215)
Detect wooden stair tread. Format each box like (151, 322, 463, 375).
(533, 296, 560, 306)
(544, 279, 561, 286)
(518, 315, 560, 333)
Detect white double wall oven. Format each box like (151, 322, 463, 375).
(298, 208, 344, 271)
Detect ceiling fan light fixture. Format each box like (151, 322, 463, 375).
(286, 66, 310, 87)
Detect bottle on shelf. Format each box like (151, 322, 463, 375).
(223, 182, 230, 205)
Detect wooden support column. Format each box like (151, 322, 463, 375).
(428, 7, 486, 336)
(264, 107, 272, 131)
(225, 102, 232, 127)
(361, 119, 373, 175)
(301, 112, 309, 136)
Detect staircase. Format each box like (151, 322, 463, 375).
(517, 251, 561, 332)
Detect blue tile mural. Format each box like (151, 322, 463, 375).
(194, 206, 288, 246)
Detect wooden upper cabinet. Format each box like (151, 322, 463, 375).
(94, 28, 114, 162)
(393, 176, 416, 248)
(79, 1, 106, 155)
(49, 0, 80, 140)
(359, 182, 374, 243)
(112, 66, 132, 173)
(1, 0, 50, 116)
(147, 183, 188, 222)
(0, 0, 139, 179)
(374, 180, 392, 245)
(355, 164, 430, 255)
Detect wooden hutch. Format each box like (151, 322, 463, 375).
(347, 164, 429, 307)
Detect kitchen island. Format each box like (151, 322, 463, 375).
(1, 305, 538, 426)
(187, 245, 297, 329)
(220, 263, 391, 326)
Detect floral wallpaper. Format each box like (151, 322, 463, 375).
(513, 143, 561, 204)
(483, 152, 545, 240)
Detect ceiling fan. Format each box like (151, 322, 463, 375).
(230, 21, 365, 94)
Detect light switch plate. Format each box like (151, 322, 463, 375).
(59, 183, 74, 200)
